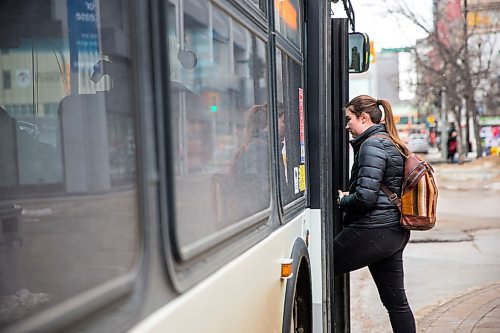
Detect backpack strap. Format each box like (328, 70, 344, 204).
(380, 184, 402, 212)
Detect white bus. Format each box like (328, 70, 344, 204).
(0, 0, 369, 332)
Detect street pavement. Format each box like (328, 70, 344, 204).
(417, 282, 500, 332)
(350, 154, 500, 333)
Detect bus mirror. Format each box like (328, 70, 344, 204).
(348, 32, 370, 73)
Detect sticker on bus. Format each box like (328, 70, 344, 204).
(294, 166, 299, 194)
(299, 164, 306, 192)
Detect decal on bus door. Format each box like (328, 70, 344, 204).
(298, 88, 306, 192)
(299, 164, 305, 192)
(299, 88, 305, 163)
(282, 139, 288, 183)
(294, 166, 299, 194)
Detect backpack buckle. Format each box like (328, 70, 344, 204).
(388, 193, 398, 202)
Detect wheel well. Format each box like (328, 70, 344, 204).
(295, 257, 313, 332)
(296, 258, 312, 298)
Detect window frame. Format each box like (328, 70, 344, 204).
(224, 0, 268, 31)
(272, 0, 308, 220)
(274, 45, 308, 218)
(158, 0, 281, 292)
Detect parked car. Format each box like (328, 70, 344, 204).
(408, 133, 430, 154)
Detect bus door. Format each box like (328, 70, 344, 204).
(328, 16, 370, 333)
(330, 17, 351, 333)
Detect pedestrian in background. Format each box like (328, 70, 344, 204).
(336, 95, 416, 333)
(447, 128, 458, 163)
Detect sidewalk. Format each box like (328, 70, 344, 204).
(414, 155, 500, 333)
(430, 154, 500, 191)
(410, 155, 499, 333)
(417, 282, 500, 332)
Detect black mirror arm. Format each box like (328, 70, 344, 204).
(342, 0, 355, 31)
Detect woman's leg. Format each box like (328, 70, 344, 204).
(368, 234, 415, 333)
(333, 227, 373, 275)
(334, 227, 406, 275)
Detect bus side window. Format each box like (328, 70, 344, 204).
(276, 49, 306, 207)
(0, 0, 139, 329)
(166, 0, 270, 259)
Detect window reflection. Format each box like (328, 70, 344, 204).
(167, 0, 269, 252)
(0, 0, 138, 328)
(274, 0, 301, 49)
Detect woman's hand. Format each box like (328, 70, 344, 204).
(337, 190, 348, 205)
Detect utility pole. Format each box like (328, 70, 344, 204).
(441, 87, 448, 160)
(463, 0, 470, 154)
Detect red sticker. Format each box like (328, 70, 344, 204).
(299, 88, 304, 142)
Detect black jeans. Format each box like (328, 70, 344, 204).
(334, 225, 415, 333)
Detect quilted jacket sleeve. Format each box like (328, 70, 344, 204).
(340, 138, 388, 212)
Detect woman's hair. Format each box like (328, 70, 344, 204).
(345, 95, 410, 156)
(244, 104, 268, 144)
(230, 104, 269, 173)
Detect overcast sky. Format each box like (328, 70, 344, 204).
(332, 0, 434, 51)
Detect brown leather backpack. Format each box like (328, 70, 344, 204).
(368, 134, 438, 231)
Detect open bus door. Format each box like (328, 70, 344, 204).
(329, 17, 370, 333)
(330, 17, 351, 333)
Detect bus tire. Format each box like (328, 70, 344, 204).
(282, 238, 312, 333)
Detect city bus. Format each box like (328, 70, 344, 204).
(0, 0, 369, 332)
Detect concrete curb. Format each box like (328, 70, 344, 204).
(409, 233, 472, 243)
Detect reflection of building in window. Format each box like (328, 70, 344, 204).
(274, 0, 301, 48)
(350, 46, 360, 71)
(2, 70, 11, 89)
(275, 0, 298, 31)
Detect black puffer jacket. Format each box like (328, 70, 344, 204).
(339, 124, 404, 228)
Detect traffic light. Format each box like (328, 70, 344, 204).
(209, 93, 219, 113)
(370, 40, 376, 64)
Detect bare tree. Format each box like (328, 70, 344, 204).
(383, 0, 499, 159)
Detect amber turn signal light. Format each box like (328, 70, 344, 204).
(281, 259, 294, 279)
